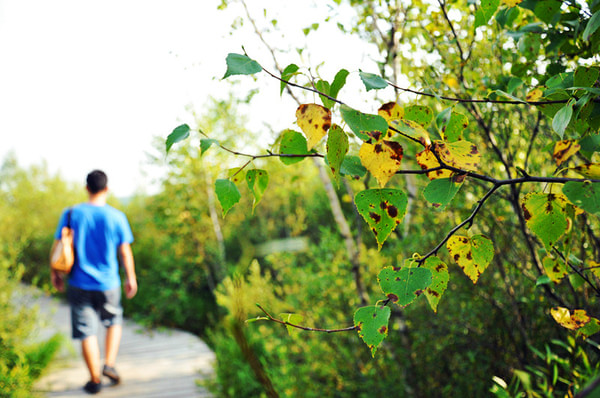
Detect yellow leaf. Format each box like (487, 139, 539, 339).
(553, 140, 580, 166)
(573, 163, 600, 179)
(526, 87, 543, 101)
(295, 104, 332, 150)
(443, 76, 460, 90)
(434, 140, 480, 172)
(551, 307, 591, 330)
(415, 148, 453, 180)
(378, 102, 404, 139)
(359, 141, 404, 187)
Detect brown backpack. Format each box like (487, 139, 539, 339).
(50, 209, 74, 274)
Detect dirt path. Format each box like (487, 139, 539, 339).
(29, 289, 215, 397)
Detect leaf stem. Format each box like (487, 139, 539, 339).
(256, 304, 356, 333)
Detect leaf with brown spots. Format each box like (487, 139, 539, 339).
(442, 111, 468, 142)
(542, 255, 568, 283)
(404, 105, 434, 127)
(421, 257, 449, 313)
(378, 102, 404, 139)
(525, 87, 543, 101)
(340, 104, 388, 142)
(354, 189, 408, 249)
(389, 118, 431, 146)
(551, 307, 591, 330)
(416, 148, 453, 180)
(295, 103, 332, 150)
(577, 317, 600, 339)
(572, 163, 600, 179)
(326, 124, 349, 182)
(553, 140, 580, 166)
(359, 140, 403, 187)
(378, 266, 432, 307)
(446, 235, 494, 284)
(521, 192, 569, 250)
(434, 140, 481, 172)
(353, 305, 391, 357)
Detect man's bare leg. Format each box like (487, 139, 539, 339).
(81, 336, 101, 383)
(105, 324, 122, 367)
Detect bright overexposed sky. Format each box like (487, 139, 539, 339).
(0, 0, 381, 197)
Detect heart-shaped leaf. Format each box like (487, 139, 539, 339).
(355, 189, 408, 249)
(378, 266, 432, 307)
(296, 104, 332, 150)
(562, 181, 600, 215)
(246, 169, 269, 212)
(359, 70, 388, 91)
(521, 192, 569, 249)
(215, 179, 241, 217)
(326, 125, 349, 181)
(166, 124, 190, 153)
(353, 306, 391, 357)
(447, 235, 494, 284)
(422, 256, 449, 313)
(359, 141, 403, 187)
(223, 53, 262, 79)
(279, 130, 310, 165)
(340, 105, 388, 142)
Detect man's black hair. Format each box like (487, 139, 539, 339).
(86, 170, 108, 194)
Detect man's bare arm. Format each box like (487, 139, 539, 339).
(50, 239, 65, 292)
(118, 243, 137, 299)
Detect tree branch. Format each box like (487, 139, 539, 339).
(255, 304, 357, 333)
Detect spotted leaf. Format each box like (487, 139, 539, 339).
(404, 105, 433, 127)
(434, 140, 480, 172)
(543, 255, 568, 283)
(353, 306, 391, 357)
(296, 104, 332, 150)
(359, 141, 403, 187)
(246, 169, 269, 212)
(563, 181, 600, 215)
(573, 163, 600, 179)
(215, 179, 241, 217)
(551, 307, 591, 330)
(423, 176, 463, 210)
(447, 235, 494, 284)
(355, 189, 408, 249)
(553, 140, 580, 166)
(416, 148, 453, 180)
(390, 118, 431, 146)
(577, 318, 600, 339)
(521, 193, 569, 250)
(442, 111, 468, 142)
(526, 87, 544, 102)
(378, 102, 404, 139)
(378, 266, 432, 307)
(340, 105, 388, 142)
(326, 125, 349, 181)
(422, 257, 449, 313)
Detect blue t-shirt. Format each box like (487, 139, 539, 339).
(54, 203, 133, 291)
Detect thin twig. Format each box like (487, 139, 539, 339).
(256, 304, 357, 333)
(552, 248, 600, 297)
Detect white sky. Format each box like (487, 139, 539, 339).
(0, 0, 380, 197)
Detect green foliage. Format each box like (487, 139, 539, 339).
(353, 306, 391, 356)
(377, 266, 432, 307)
(223, 53, 262, 78)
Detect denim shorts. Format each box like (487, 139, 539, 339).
(67, 286, 123, 339)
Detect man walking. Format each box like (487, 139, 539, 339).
(51, 170, 137, 394)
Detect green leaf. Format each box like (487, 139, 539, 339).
(563, 181, 600, 215)
(200, 138, 219, 156)
(280, 63, 299, 95)
(340, 156, 367, 178)
(521, 192, 569, 249)
(355, 189, 408, 249)
(436, 107, 453, 132)
(577, 318, 600, 339)
(330, 69, 349, 99)
(223, 53, 262, 79)
(475, 0, 500, 28)
(494, 90, 526, 103)
(447, 235, 494, 284)
(574, 66, 600, 88)
(166, 124, 190, 154)
(404, 105, 433, 127)
(326, 125, 349, 181)
(340, 105, 388, 141)
(552, 99, 574, 139)
(536, 275, 552, 286)
(279, 130, 310, 165)
(378, 266, 432, 307)
(353, 306, 391, 357)
(507, 77, 524, 95)
(423, 177, 463, 210)
(443, 111, 469, 142)
(246, 169, 269, 212)
(583, 10, 600, 41)
(279, 313, 304, 336)
(546, 73, 574, 90)
(359, 70, 388, 91)
(315, 80, 334, 109)
(533, 0, 561, 24)
(215, 179, 241, 217)
(422, 257, 449, 313)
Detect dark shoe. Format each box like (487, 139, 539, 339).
(83, 380, 102, 394)
(102, 365, 121, 384)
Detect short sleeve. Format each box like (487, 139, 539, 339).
(118, 212, 134, 245)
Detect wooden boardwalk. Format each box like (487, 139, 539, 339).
(27, 288, 215, 397)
